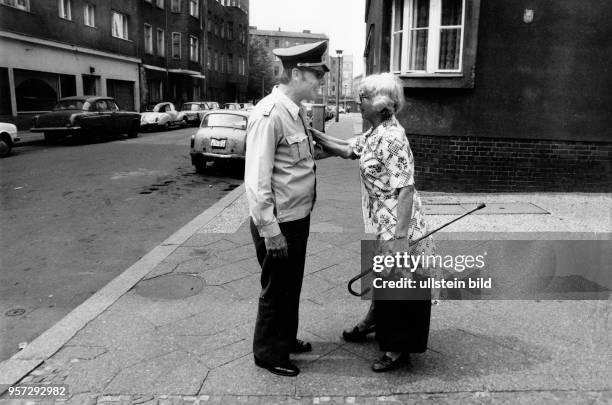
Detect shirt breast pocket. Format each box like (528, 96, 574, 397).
(285, 133, 311, 163)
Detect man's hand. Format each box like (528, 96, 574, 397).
(264, 233, 288, 260)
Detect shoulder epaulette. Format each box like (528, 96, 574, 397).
(260, 100, 276, 117)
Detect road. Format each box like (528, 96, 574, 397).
(0, 127, 243, 362)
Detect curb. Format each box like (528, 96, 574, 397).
(0, 183, 246, 391)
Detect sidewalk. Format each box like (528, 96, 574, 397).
(0, 114, 610, 404)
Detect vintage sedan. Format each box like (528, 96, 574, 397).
(0, 122, 19, 157)
(140, 102, 187, 130)
(190, 110, 249, 173)
(222, 103, 242, 111)
(180, 102, 210, 126)
(30, 96, 140, 142)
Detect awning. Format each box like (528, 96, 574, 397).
(167, 68, 201, 75)
(191, 74, 206, 79)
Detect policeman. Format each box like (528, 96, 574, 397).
(245, 40, 329, 377)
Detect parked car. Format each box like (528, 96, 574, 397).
(222, 103, 242, 110)
(0, 122, 19, 157)
(240, 102, 255, 111)
(30, 96, 140, 142)
(190, 110, 249, 173)
(180, 102, 210, 126)
(140, 102, 187, 130)
(204, 101, 220, 110)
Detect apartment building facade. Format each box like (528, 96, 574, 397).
(0, 0, 141, 127)
(0, 0, 249, 128)
(328, 53, 354, 110)
(204, 0, 248, 104)
(364, 0, 611, 191)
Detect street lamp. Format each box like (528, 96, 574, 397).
(335, 50, 342, 122)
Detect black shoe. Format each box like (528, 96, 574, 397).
(254, 357, 300, 377)
(291, 339, 312, 353)
(371, 353, 409, 372)
(342, 325, 375, 342)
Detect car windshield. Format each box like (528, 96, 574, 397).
(182, 103, 200, 111)
(53, 100, 85, 110)
(203, 114, 247, 129)
(144, 104, 157, 112)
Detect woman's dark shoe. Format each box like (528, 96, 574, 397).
(342, 325, 375, 342)
(254, 357, 300, 377)
(291, 339, 312, 353)
(371, 353, 409, 372)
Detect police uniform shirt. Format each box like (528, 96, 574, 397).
(245, 87, 317, 238)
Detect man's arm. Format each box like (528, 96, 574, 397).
(244, 115, 288, 258)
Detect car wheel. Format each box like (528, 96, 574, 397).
(0, 135, 11, 157)
(194, 158, 207, 173)
(127, 122, 139, 138)
(163, 122, 170, 131)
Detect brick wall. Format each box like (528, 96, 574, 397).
(409, 135, 612, 192)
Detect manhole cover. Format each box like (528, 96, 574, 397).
(133, 274, 204, 300)
(5, 308, 26, 317)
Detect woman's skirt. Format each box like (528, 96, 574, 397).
(374, 292, 431, 353)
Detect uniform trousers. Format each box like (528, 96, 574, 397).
(250, 215, 310, 364)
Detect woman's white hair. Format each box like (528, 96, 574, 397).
(359, 72, 405, 117)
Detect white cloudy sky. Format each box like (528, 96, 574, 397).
(249, 0, 367, 77)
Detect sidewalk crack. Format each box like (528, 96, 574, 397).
(196, 370, 209, 394)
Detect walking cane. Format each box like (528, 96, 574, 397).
(348, 203, 486, 297)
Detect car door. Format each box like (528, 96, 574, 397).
(107, 99, 127, 133)
(95, 100, 116, 134)
(85, 100, 109, 134)
(167, 103, 178, 123)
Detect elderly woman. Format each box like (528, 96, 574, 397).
(309, 72, 434, 372)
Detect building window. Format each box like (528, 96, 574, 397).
(171, 0, 180, 12)
(144, 24, 153, 54)
(220, 20, 225, 39)
(265, 38, 269, 47)
(228, 22, 233, 40)
(214, 22, 219, 36)
(83, 3, 95, 27)
(391, 0, 465, 74)
(172, 32, 181, 59)
(207, 47, 212, 69)
(228, 53, 233, 74)
(207, 14, 212, 32)
(156, 28, 165, 56)
(189, 35, 199, 62)
(0, 0, 30, 11)
(145, 0, 152, 3)
(274, 39, 279, 48)
(58, 0, 71, 20)
(189, 0, 198, 17)
(112, 12, 129, 40)
(156, 0, 164, 8)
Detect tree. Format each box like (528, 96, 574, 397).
(248, 37, 276, 102)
